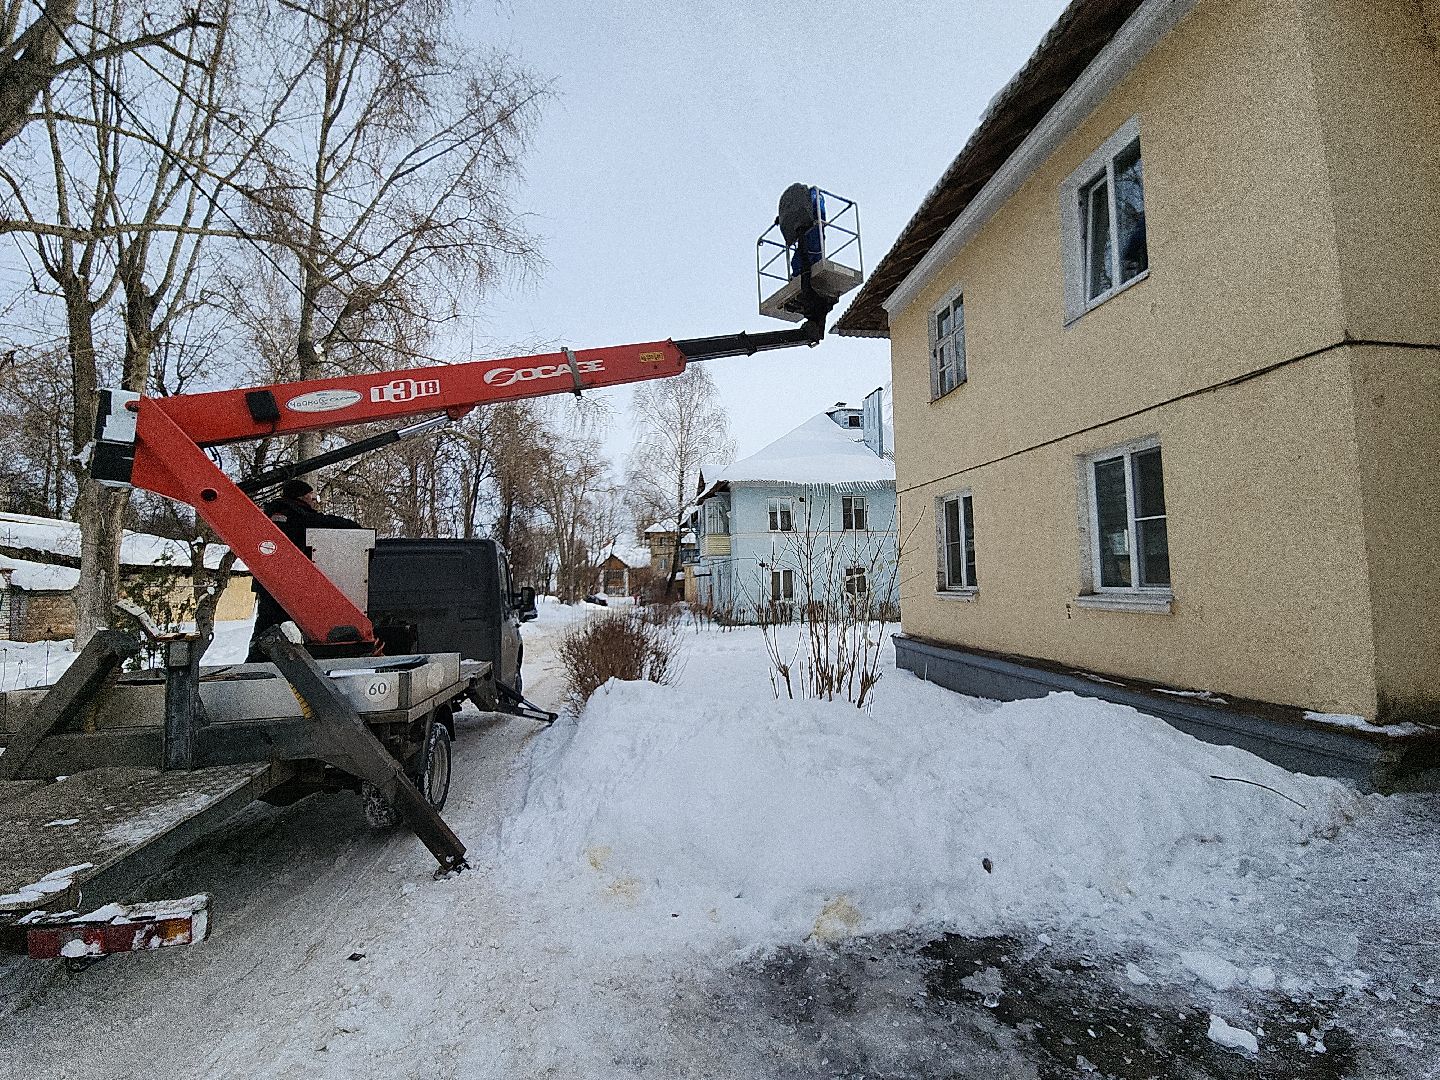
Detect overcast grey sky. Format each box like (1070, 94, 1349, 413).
(470, 0, 1071, 469)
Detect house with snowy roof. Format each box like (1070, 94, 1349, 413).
(596, 540, 649, 597)
(0, 511, 254, 642)
(694, 390, 896, 621)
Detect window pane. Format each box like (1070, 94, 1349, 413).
(1138, 518, 1170, 587)
(1084, 177, 1113, 300)
(780, 506, 792, 531)
(962, 495, 977, 587)
(944, 498, 964, 587)
(1114, 141, 1148, 283)
(783, 569, 794, 599)
(771, 570, 781, 600)
(1133, 447, 1166, 518)
(1093, 457, 1131, 588)
(936, 307, 950, 339)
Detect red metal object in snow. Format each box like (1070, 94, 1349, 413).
(24, 895, 210, 959)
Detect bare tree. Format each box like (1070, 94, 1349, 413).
(239, 0, 548, 459)
(0, 0, 211, 152)
(0, 0, 238, 644)
(626, 365, 734, 597)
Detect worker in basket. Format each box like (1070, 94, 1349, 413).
(245, 478, 364, 662)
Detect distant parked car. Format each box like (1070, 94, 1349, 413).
(583, 594, 609, 606)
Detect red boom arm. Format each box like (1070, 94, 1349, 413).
(129, 340, 688, 648)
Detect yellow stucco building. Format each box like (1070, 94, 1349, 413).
(836, 0, 1439, 778)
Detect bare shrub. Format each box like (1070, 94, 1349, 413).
(558, 607, 683, 712)
(754, 490, 909, 708)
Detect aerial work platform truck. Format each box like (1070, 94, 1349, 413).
(0, 186, 863, 963)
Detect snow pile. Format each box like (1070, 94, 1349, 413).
(498, 669, 1357, 952)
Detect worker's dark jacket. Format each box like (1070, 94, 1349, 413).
(246, 497, 363, 660)
(258, 496, 363, 556)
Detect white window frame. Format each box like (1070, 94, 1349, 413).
(927, 283, 966, 401)
(767, 496, 794, 533)
(844, 566, 868, 597)
(935, 488, 978, 593)
(1060, 116, 1149, 323)
(841, 495, 868, 532)
(704, 500, 729, 536)
(1081, 435, 1172, 602)
(770, 567, 794, 601)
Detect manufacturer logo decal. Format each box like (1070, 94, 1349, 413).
(370, 377, 441, 404)
(258, 540, 277, 556)
(286, 389, 362, 413)
(638, 351, 665, 364)
(483, 359, 604, 388)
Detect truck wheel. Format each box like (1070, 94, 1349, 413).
(362, 781, 401, 829)
(416, 721, 452, 812)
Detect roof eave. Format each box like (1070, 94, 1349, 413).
(833, 0, 1161, 340)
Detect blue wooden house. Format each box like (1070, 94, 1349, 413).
(694, 392, 897, 621)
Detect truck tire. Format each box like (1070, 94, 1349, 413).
(416, 721, 452, 812)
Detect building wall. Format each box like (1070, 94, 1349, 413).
(698, 482, 899, 620)
(2, 574, 255, 643)
(7, 591, 75, 641)
(1346, 344, 1440, 723)
(898, 345, 1379, 716)
(887, 0, 1439, 720)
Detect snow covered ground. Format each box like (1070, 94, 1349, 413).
(2, 603, 1437, 1078)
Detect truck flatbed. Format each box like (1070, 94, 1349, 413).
(0, 761, 291, 917)
(0, 642, 496, 956)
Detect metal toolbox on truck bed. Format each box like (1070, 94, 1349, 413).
(0, 654, 463, 733)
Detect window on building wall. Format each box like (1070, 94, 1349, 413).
(937, 492, 977, 591)
(770, 568, 794, 601)
(1087, 441, 1169, 591)
(929, 291, 966, 400)
(767, 497, 794, 532)
(704, 501, 729, 535)
(1080, 140, 1147, 302)
(1062, 117, 1149, 321)
(841, 495, 868, 532)
(844, 566, 868, 596)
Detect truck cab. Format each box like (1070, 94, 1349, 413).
(365, 538, 536, 697)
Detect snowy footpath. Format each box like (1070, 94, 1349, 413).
(1, 603, 1438, 1078)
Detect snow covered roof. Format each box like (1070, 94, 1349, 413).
(0, 511, 247, 574)
(643, 514, 693, 536)
(598, 541, 649, 568)
(0, 554, 81, 593)
(699, 411, 895, 497)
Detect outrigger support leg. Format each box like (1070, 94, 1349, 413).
(255, 628, 468, 875)
(0, 630, 141, 782)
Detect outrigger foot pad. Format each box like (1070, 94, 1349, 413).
(496, 680, 558, 726)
